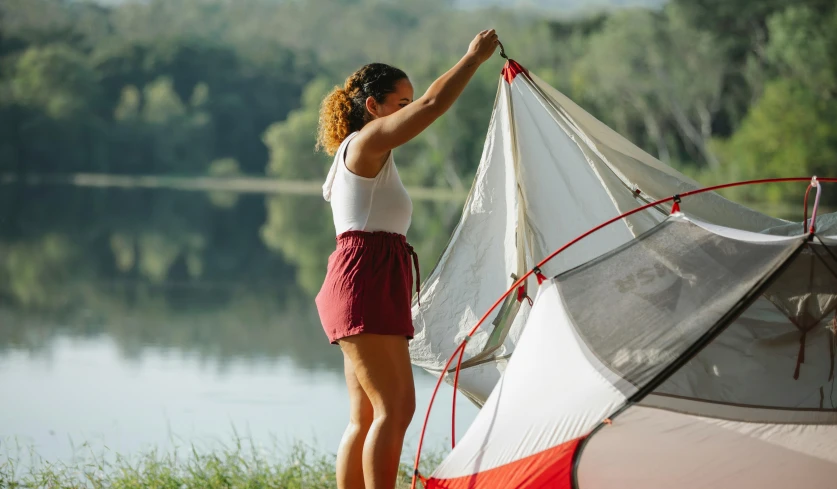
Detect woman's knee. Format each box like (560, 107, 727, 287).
(376, 387, 415, 428)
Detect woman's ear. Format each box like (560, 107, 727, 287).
(365, 96, 379, 118)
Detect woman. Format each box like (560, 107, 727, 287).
(315, 29, 500, 489)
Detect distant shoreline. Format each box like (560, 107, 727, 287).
(0, 173, 469, 202)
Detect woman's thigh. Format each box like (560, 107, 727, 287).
(343, 349, 374, 426)
(339, 334, 415, 416)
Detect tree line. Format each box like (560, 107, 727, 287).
(3, 1, 833, 190)
(1, 0, 836, 318)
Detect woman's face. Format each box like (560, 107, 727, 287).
(367, 78, 414, 119)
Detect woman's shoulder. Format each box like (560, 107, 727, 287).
(343, 131, 391, 179)
(337, 131, 361, 160)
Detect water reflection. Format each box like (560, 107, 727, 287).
(0, 185, 473, 461)
(0, 185, 461, 368)
(0, 291, 343, 373)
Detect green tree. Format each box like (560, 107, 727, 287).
(574, 10, 673, 162)
(711, 79, 837, 205)
(669, 0, 835, 127)
(263, 78, 332, 180)
(765, 6, 837, 99)
(142, 76, 214, 174)
(261, 79, 334, 294)
(0, 43, 108, 173)
(574, 6, 727, 168)
(10, 43, 99, 119)
(710, 5, 837, 206)
(91, 38, 312, 175)
(106, 77, 214, 174)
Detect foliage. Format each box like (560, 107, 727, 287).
(260, 79, 335, 294)
(710, 6, 837, 205)
(765, 5, 837, 99)
(712, 80, 837, 204)
(2, 0, 837, 310)
(0, 438, 446, 489)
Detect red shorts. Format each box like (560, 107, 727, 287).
(315, 231, 419, 344)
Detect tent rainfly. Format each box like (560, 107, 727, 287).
(409, 59, 837, 405)
(411, 58, 837, 488)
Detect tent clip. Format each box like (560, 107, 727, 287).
(671, 194, 682, 214)
(497, 40, 508, 59)
(533, 266, 547, 285)
(414, 469, 428, 488)
(516, 285, 533, 306)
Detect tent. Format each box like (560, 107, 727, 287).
(424, 212, 837, 488)
(410, 58, 837, 487)
(409, 59, 837, 406)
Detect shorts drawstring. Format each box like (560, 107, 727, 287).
(333, 230, 421, 305)
(405, 243, 421, 306)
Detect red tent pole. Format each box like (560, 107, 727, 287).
(414, 176, 837, 487)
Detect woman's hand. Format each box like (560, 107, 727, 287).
(467, 29, 500, 64)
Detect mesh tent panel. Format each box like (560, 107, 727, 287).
(557, 215, 804, 392)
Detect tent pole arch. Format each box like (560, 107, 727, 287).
(411, 176, 837, 489)
(568, 227, 812, 489)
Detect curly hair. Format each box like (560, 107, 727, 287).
(316, 63, 408, 156)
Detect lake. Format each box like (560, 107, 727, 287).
(0, 184, 476, 465)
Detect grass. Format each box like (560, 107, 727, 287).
(0, 438, 445, 489)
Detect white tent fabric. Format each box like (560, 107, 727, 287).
(408, 60, 820, 404)
(408, 82, 524, 404)
(429, 279, 629, 487)
(424, 213, 837, 488)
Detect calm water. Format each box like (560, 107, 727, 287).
(0, 336, 475, 462)
(0, 185, 476, 463)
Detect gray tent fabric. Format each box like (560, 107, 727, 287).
(425, 213, 837, 488)
(557, 214, 806, 392)
(656, 235, 837, 412)
(410, 61, 837, 406)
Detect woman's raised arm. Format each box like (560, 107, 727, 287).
(353, 30, 499, 160)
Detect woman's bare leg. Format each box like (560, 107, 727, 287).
(339, 334, 416, 489)
(337, 350, 374, 489)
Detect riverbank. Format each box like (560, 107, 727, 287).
(0, 440, 443, 489)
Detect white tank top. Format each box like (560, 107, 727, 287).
(322, 132, 413, 236)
